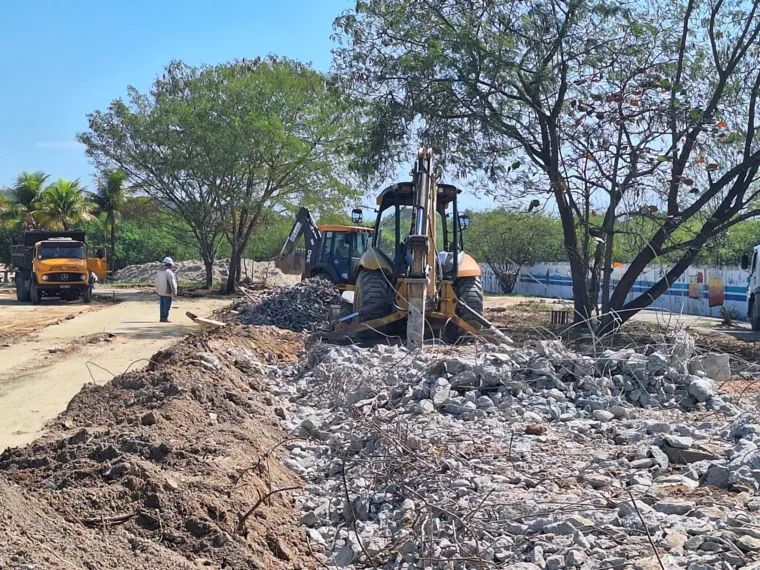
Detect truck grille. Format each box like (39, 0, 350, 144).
(47, 273, 85, 282)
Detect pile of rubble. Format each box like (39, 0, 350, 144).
(234, 278, 340, 332)
(114, 259, 295, 286)
(263, 333, 760, 569)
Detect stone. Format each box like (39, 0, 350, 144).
(523, 411, 542, 422)
(738, 535, 760, 552)
(654, 499, 695, 515)
(647, 422, 671, 434)
(619, 500, 653, 518)
(593, 409, 615, 422)
(301, 511, 320, 527)
(663, 434, 693, 449)
(688, 353, 731, 382)
(509, 564, 542, 570)
(649, 446, 670, 470)
(665, 530, 688, 550)
(418, 399, 435, 414)
(545, 556, 564, 570)
(140, 411, 157, 426)
(609, 405, 630, 419)
(334, 543, 361, 567)
(543, 521, 577, 535)
(431, 378, 451, 406)
(301, 416, 323, 433)
(566, 550, 587, 567)
(630, 458, 653, 469)
(706, 464, 731, 488)
(585, 473, 613, 489)
(688, 377, 718, 403)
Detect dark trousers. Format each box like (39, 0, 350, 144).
(159, 295, 173, 321)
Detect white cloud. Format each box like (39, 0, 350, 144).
(35, 141, 85, 150)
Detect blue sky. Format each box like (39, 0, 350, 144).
(0, 0, 490, 209)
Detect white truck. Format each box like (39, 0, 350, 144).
(741, 249, 760, 329)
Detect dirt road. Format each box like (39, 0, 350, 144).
(0, 290, 228, 451)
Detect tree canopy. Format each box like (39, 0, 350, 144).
(334, 0, 760, 329)
(79, 56, 360, 289)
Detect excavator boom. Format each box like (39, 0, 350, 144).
(275, 207, 321, 275)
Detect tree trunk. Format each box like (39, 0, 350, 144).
(202, 255, 214, 289)
(110, 222, 116, 274)
(225, 247, 241, 294)
(555, 193, 591, 325)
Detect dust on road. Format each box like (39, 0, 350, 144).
(0, 289, 228, 450)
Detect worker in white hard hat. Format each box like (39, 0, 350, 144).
(155, 257, 178, 322)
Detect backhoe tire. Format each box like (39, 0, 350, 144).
(357, 270, 391, 322)
(446, 276, 484, 342)
(83, 287, 93, 304)
(30, 279, 41, 305)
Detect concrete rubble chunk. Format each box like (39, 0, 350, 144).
(688, 353, 731, 382)
(592, 409, 615, 422)
(654, 499, 695, 515)
(663, 434, 693, 449)
(688, 377, 718, 403)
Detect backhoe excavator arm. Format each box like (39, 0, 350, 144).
(275, 207, 322, 275)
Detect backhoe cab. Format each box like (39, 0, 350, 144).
(333, 148, 496, 348)
(275, 207, 373, 291)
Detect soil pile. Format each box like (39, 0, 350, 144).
(0, 325, 310, 570)
(114, 259, 298, 288)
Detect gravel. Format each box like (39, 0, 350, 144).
(234, 278, 340, 332)
(259, 330, 760, 569)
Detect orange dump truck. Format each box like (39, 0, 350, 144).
(11, 230, 107, 304)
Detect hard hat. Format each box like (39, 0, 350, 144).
(162, 257, 174, 265)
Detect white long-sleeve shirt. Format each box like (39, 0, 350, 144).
(155, 267, 178, 296)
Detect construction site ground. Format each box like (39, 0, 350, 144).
(0, 287, 228, 450)
(3, 284, 760, 569)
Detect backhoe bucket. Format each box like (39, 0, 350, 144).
(274, 248, 306, 275)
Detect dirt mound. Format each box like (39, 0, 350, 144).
(0, 325, 310, 570)
(234, 278, 340, 332)
(114, 259, 298, 288)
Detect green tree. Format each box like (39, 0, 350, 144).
(93, 169, 130, 272)
(33, 179, 95, 230)
(0, 193, 12, 229)
(467, 210, 566, 293)
(7, 171, 49, 228)
(334, 0, 760, 331)
(79, 57, 359, 290)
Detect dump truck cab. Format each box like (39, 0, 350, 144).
(11, 230, 107, 304)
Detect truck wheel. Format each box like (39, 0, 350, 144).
(752, 298, 760, 331)
(15, 276, 23, 301)
(445, 276, 484, 342)
(30, 279, 41, 305)
(82, 287, 93, 304)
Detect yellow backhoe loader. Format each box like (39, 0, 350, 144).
(330, 148, 506, 348)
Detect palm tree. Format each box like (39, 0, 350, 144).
(93, 170, 129, 272)
(33, 179, 95, 230)
(0, 192, 12, 228)
(10, 171, 49, 228)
